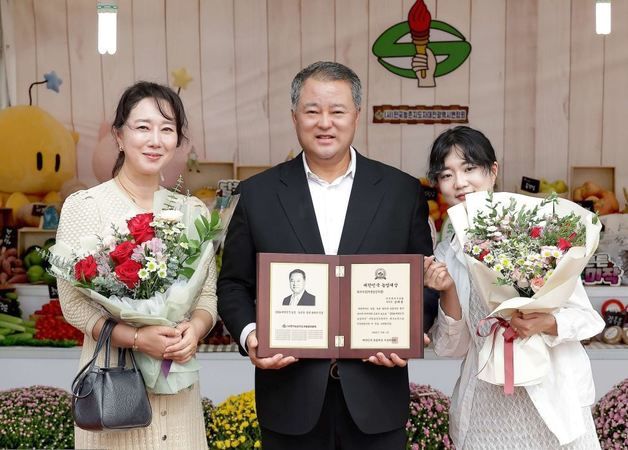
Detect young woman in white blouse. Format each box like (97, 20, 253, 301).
(424, 126, 604, 449)
(57, 82, 216, 449)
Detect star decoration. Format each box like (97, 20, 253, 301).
(43, 71, 63, 93)
(171, 68, 193, 91)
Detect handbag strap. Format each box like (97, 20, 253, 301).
(71, 318, 117, 399)
(117, 347, 140, 370)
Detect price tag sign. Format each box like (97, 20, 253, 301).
(520, 176, 540, 193)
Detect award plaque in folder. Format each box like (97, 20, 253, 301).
(256, 253, 423, 359)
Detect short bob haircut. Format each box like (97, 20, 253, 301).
(427, 125, 497, 185)
(111, 81, 188, 178)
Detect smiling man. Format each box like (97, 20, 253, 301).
(218, 61, 436, 450)
(282, 269, 315, 306)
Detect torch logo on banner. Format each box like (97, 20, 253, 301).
(372, 0, 471, 89)
(408, 0, 432, 85)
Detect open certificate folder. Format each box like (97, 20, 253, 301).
(256, 253, 424, 359)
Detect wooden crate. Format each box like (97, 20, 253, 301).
(17, 227, 57, 258)
(235, 165, 271, 181)
(182, 162, 235, 194)
(570, 166, 615, 198)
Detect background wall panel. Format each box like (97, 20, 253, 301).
(67, 0, 105, 187)
(200, 0, 237, 162)
(233, 0, 270, 165)
(569, 0, 604, 168)
(367, 0, 402, 168)
(33, 0, 72, 127)
(602, 0, 628, 203)
(301, 0, 335, 67)
(2, 0, 625, 209)
(268, 0, 301, 164)
(335, 0, 369, 154)
(132, 0, 167, 83)
(11, 0, 36, 106)
(165, 0, 205, 172)
(468, 0, 505, 189)
(534, 0, 571, 184)
(503, 0, 537, 193)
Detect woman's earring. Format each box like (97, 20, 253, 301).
(119, 146, 124, 152)
(160, 171, 165, 182)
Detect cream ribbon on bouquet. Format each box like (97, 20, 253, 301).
(447, 191, 601, 393)
(50, 189, 236, 394)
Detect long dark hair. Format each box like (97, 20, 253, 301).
(427, 126, 497, 184)
(111, 81, 188, 178)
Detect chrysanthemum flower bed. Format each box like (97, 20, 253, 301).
(205, 390, 261, 449)
(0, 385, 74, 449)
(594, 378, 627, 450)
(406, 383, 454, 449)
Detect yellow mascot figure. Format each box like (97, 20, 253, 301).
(0, 105, 77, 225)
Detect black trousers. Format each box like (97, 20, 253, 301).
(260, 375, 407, 450)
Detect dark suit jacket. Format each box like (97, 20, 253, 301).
(217, 151, 436, 435)
(282, 290, 316, 306)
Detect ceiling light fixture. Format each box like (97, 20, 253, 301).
(97, 2, 118, 54)
(596, 0, 611, 35)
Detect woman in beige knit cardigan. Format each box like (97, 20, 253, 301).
(56, 81, 216, 449)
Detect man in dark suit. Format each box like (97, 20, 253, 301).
(218, 61, 436, 450)
(282, 269, 316, 306)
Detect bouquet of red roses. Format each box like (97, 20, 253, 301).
(71, 208, 216, 302)
(48, 187, 238, 393)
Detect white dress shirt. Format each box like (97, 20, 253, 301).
(303, 147, 356, 256)
(239, 148, 357, 349)
(288, 291, 304, 306)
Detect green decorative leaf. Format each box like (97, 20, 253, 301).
(179, 267, 195, 279)
(209, 210, 220, 229)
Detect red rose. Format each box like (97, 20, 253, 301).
(110, 241, 137, 265)
(74, 255, 98, 282)
(114, 259, 142, 289)
(529, 226, 543, 238)
(478, 250, 490, 261)
(127, 213, 155, 244)
(557, 238, 572, 252)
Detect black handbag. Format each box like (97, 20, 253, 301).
(71, 319, 152, 431)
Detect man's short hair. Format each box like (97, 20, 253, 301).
(290, 61, 362, 111)
(289, 269, 306, 280)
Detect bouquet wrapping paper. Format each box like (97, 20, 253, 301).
(447, 191, 601, 392)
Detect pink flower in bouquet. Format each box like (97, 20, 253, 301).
(110, 240, 136, 264)
(530, 277, 545, 293)
(74, 255, 98, 282)
(114, 259, 142, 289)
(127, 212, 155, 244)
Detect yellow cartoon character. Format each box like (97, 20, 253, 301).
(0, 70, 78, 225)
(0, 105, 77, 222)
